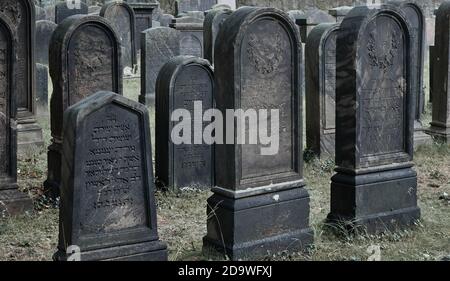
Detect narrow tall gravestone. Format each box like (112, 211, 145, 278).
(36, 20, 57, 65)
(0, 13, 33, 216)
(204, 8, 232, 65)
(36, 63, 49, 115)
(54, 92, 167, 261)
(55, 1, 88, 24)
(203, 7, 313, 260)
(328, 5, 421, 234)
(155, 56, 214, 190)
(139, 27, 180, 106)
(44, 15, 122, 197)
(305, 23, 339, 156)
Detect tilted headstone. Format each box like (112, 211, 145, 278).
(170, 17, 204, 58)
(100, 1, 137, 69)
(126, 1, 158, 53)
(35, 20, 57, 65)
(36, 63, 49, 115)
(175, 0, 217, 16)
(54, 91, 167, 261)
(295, 9, 334, 43)
(139, 27, 180, 105)
(328, 5, 421, 234)
(427, 3, 450, 143)
(44, 15, 123, 197)
(0, 13, 33, 216)
(155, 56, 214, 190)
(305, 23, 339, 157)
(204, 8, 232, 64)
(55, 1, 88, 24)
(203, 7, 313, 260)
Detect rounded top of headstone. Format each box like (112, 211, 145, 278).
(204, 7, 233, 27)
(388, 1, 425, 18)
(0, 11, 17, 37)
(435, 2, 450, 18)
(306, 23, 340, 50)
(99, 1, 135, 18)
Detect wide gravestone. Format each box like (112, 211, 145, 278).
(139, 27, 180, 106)
(170, 17, 204, 58)
(203, 7, 313, 260)
(328, 5, 421, 234)
(155, 56, 214, 190)
(427, 3, 450, 143)
(36, 63, 49, 115)
(54, 92, 167, 261)
(36, 20, 57, 65)
(44, 15, 122, 197)
(55, 2, 88, 24)
(204, 8, 232, 64)
(100, 2, 137, 70)
(0, 0, 44, 152)
(305, 23, 339, 156)
(0, 13, 33, 216)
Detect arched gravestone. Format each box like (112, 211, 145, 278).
(203, 7, 313, 260)
(36, 20, 57, 65)
(305, 23, 339, 157)
(427, 3, 450, 143)
(100, 1, 137, 70)
(0, 14, 33, 216)
(204, 8, 232, 64)
(170, 17, 204, 58)
(139, 27, 180, 106)
(55, 2, 88, 24)
(44, 15, 123, 197)
(0, 0, 44, 152)
(328, 5, 421, 234)
(155, 56, 214, 190)
(54, 92, 167, 261)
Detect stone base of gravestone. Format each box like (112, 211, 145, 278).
(414, 127, 433, 147)
(17, 124, 45, 155)
(327, 167, 421, 234)
(0, 188, 33, 217)
(426, 126, 450, 143)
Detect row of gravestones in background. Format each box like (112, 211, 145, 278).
(0, 3, 449, 260)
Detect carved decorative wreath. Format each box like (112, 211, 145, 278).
(247, 32, 284, 75)
(367, 31, 399, 71)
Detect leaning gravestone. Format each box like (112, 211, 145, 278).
(36, 20, 57, 65)
(0, 13, 33, 216)
(36, 63, 49, 115)
(427, 3, 450, 143)
(204, 8, 232, 64)
(170, 17, 204, 58)
(100, 1, 137, 70)
(44, 15, 122, 197)
(139, 27, 180, 106)
(305, 23, 339, 156)
(203, 7, 313, 260)
(55, 1, 88, 24)
(328, 5, 421, 234)
(54, 92, 167, 261)
(155, 56, 214, 190)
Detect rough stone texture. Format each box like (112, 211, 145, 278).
(54, 92, 167, 261)
(0, 13, 33, 217)
(159, 13, 175, 26)
(45, 15, 123, 198)
(155, 56, 214, 190)
(139, 27, 180, 105)
(328, 5, 420, 234)
(204, 8, 232, 64)
(36, 63, 49, 115)
(35, 20, 57, 65)
(427, 3, 450, 143)
(35, 5, 47, 20)
(175, 0, 217, 15)
(203, 7, 313, 260)
(328, 6, 352, 22)
(126, 1, 158, 53)
(305, 23, 339, 157)
(100, 1, 137, 69)
(170, 17, 204, 58)
(55, 1, 88, 24)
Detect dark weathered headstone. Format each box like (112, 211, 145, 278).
(139, 27, 180, 106)
(429, 44, 435, 103)
(54, 91, 167, 261)
(328, 5, 421, 234)
(36, 63, 49, 115)
(427, 3, 450, 143)
(295, 9, 334, 43)
(100, 1, 137, 70)
(170, 17, 204, 58)
(305, 23, 339, 156)
(203, 7, 313, 260)
(328, 6, 352, 22)
(204, 8, 232, 64)
(0, 0, 44, 152)
(0, 13, 33, 216)
(155, 56, 214, 190)
(175, 0, 217, 16)
(55, 1, 88, 24)
(44, 15, 123, 197)
(126, 1, 158, 53)
(35, 20, 57, 65)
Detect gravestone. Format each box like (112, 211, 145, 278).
(175, 0, 217, 16)
(328, 5, 421, 234)
(100, 2, 137, 70)
(88, 5, 102, 15)
(139, 27, 180, 105)
(44, 15, 123, 197)
(203, 7, 313, 260)
(427, 3, 450, 143)
(0, 0, 44, 152)
(204, 8, 232, 64)
(126, 1, 158, 53)
(155, 56, 214, 190)
(305, 23, 339, 156)
(159, 14, 174, 27)
(55, 1, 88, 24)
(35, 20, 57, 65)
(295, 9, 334, 43)
(170, 17, 204, 58)
(36, 63, 49, 115)
(54, 91, 167, 261)
(429, 45, 435, 103)
(36, 5, 47, 20)
(328, 6, 352, 22)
